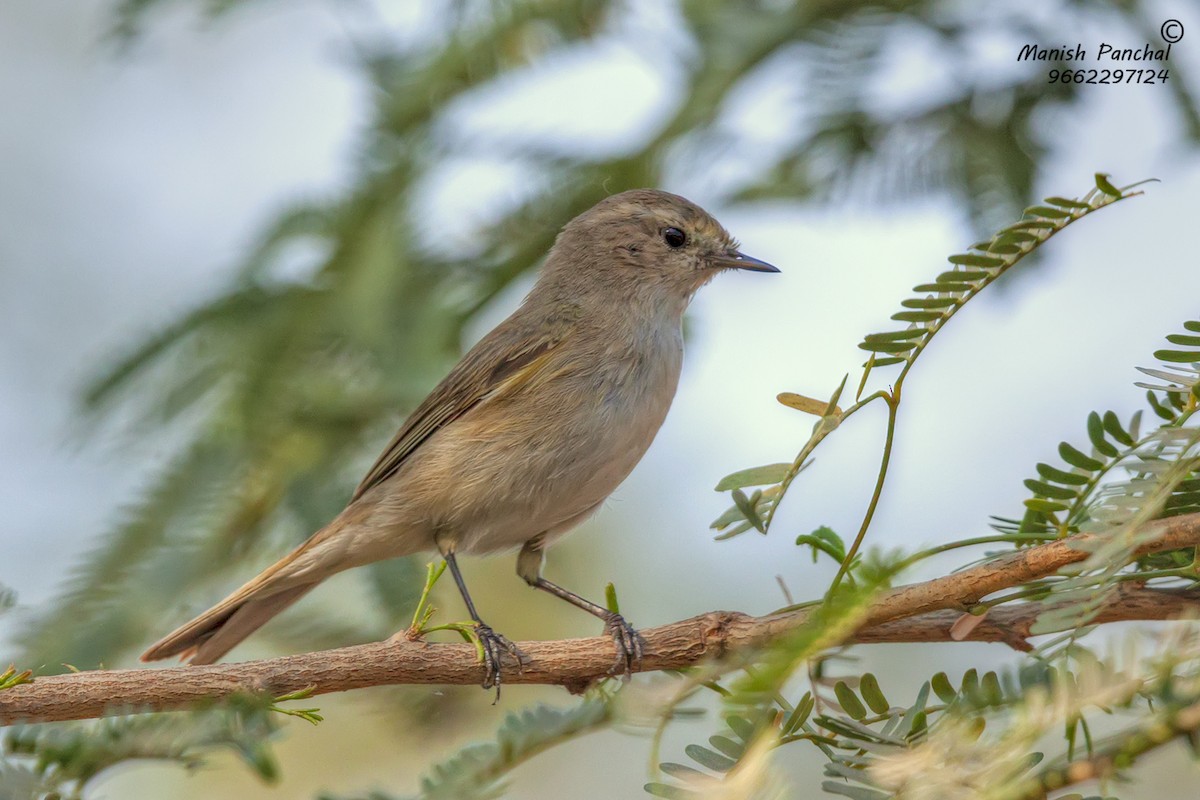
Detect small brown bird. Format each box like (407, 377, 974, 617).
(141, 189, 778, 688)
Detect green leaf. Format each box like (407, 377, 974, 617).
(645, 782, 699, 799)
(660, 763, 708, 781)
(796, 532, 846, 563)
(725, 714, 755, 743)
(731, 489, 765, 533)
(912, 282, 971, 293)
(935, 270, 989, 282)
(890, 310, 943, 322)
(947, 254, 1005, 268)
(931, 672, 957, 703)
(857, 353, 876, 400)
(981, 671, 1004, 705)
(1086, 411, 1120, 457)
(1025, 205, 1072, 219)
(715, 463, 790, 491)
(900, 297, 959, 309)
(859, 673, 889, 714)
(996, 229, 1039, 243)
(783, 692, 814, 735)
(1059, 442, 1104, 472)
(819, 716, 879, 741)
(985, 242, 1022, 255)
(710, 504, 746, 529)
(1024, 498, 1070, 513)
(1036, 463, 1089, 486)
(825, 373, 849, 416)
(0, 665, 33, 691)
(1102, 410, 1134, 446)
(961, 668, 980, 700)
(1045, 196, 1091, 209)
(899, 682, 931, 739)
(834, 681, 867, 720)
(1155, 349, 1200, 364)
(712, 520, 754, 540)
(684, 744, 736, 772)
(1184, 321, 1200, 333)
(1003, 219, 1057, 231)
(1164, 334, 1200, 347)
(857, 340, 917, 353)
(1147, 390, 1177, 421)
(777, 392, 830, 415)
(800, 526, 846, 560)
(864, 329, 926, 342)
(1095, 172, 1122, 197)
(707, 735, 744, 759)
(1024, 479, 1078, 500)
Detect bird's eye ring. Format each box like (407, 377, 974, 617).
(663, 227, 686, 248)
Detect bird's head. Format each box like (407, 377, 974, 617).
(542, 188, 778, 310)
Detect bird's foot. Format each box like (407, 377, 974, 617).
(602, 611, 644, 678)
(474, 622, 526, 699)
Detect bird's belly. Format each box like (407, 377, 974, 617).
(396, 346, 681, 553)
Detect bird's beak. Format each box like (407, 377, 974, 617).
(711, 250, 780, 273)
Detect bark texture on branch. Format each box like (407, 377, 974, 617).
(854, 584, 1200, 651)
(3, 512, 1199, 726)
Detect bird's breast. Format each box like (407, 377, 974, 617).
(402, 323, 684, 551)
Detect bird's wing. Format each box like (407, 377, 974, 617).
(351, 317, 570, 502)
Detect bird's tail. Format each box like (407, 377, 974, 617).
(141, 524, 337, 665)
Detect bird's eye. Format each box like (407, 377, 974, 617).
(663, 227, 686, 248)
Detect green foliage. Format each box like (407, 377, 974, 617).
(712, 174, 1144, 542)
(25, 0, 621, 674)
(16, 1, 1200, 798)
(653, 179, 1200, 799)
(804, 630, 1200, 800)
(0, 695, 288, 799)
(35, 0, 1199, 676)
(323, 699, 611, 800)
(999, 318, 1200, 541)
(647, 554, 904, 798)
(795, 526, 849, 566)
(980, 321, 1200, 653)
(646, 709, 777, 798)
(856, 178, 1145, 370)
(733, 559, 895, 708)
(0, 667, 33, 693)
(652, 627, 1200, 799)
(269, 686, 325, 726)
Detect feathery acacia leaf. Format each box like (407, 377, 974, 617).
(856, 182, 1139, 372)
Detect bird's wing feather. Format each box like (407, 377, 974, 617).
(351, 318, 569, 501)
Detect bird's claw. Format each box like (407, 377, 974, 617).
(602, 611, 644, 678)
(475, 622, 525, 700)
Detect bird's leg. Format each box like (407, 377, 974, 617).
(517, 537, 644, 677)
(441, 549, 524, 696)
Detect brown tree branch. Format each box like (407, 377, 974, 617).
(3, 512, 1199, 726)
(854, 584, 1200, 651)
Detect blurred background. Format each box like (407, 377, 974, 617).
(1, 0, 1198, 797)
